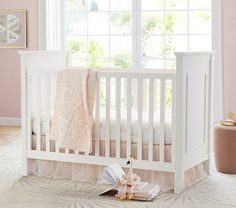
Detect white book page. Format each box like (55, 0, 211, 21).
(99, 163, 125, 186)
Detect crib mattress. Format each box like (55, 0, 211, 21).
(31, 135, 171, 162)
(32, 110, 173, 145)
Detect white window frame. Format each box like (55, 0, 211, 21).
(212, 0, 223, 122)
(132, 0, 142, 69)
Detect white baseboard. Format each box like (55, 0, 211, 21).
(0, 117, 21, 126)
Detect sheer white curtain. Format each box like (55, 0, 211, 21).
(38, 0, 64, 50)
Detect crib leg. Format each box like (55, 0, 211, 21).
(22, 130, 30, 176)
(22, 158, 30, 176)
(207, 156, 213, 176)
(207, 126, 214, 175)
(174, 169, 185, 194)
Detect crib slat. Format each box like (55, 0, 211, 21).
(160, 79, 166, 163)
(105, 77, 110, 157)
(126, 78, 132, 158)
(171, 79, 176, 163)
(74, 150, 79, 155)
(148, 79, 154, 161)
(45, 75, 51, 152)
(51, 74, 60, 153)
(36, 76, 41, 151)
(55, 142, 60, 153)
(116, 78, 121, 158)
(138, 79, 143, 160)
(95, 78, 100, 156)
(27, 75, 32, 151)
(65, 148, 70, 155)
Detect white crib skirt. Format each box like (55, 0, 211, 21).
(29, 136, 208, 192)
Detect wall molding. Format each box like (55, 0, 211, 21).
(0, 117, 21, 126)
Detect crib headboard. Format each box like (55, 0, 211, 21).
(19, 51, 70, 116)
(19, 51, 70, 175)
(174, 52, 213, 192)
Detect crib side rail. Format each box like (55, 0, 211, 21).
(25, 68, 176, 172)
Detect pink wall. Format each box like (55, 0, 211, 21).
(223, 0, 236, 116)
(0, 0, 38, 117)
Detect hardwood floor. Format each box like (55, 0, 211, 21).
(0, 126, 20, 146)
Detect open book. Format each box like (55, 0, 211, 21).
(98, 163, 160, 201)
(98, 162, 125, 186)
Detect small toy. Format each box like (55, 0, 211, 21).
(119, 155, 140, 200)
(228, 112, 236, 121)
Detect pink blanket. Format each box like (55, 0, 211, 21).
(50, 68, 97, 153)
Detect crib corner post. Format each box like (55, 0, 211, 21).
(207, 53, 215, 176)
(174, 133, 185, 194)
(20, 52, 30, 177)
(174, 131, 185, 194)
(174, 166, 185, 194)
(22, 154, 30, 176)
(22, 125, 30, 176)
(174, 52, 185, 194)
(174, 124, 185, 194)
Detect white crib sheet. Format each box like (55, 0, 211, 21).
(32, 109, 172, 145)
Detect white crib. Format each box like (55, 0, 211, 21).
(19, 51, 213, 193)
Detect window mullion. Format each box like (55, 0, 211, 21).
(108, 0, 111, 67)
(132, 0, 137, 69)
(163, 0, 166, 69)
(61, 0, 66, 50)
(86, 0, 89, 67)
(132, 0, 141, 70)
(187, 0, 190, 52)
(136, 0, 142, 70)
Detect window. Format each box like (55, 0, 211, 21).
(39, 0, 223, 122)
(65, 0, 212, 69)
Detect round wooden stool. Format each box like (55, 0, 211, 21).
(214, 124, 236, 174)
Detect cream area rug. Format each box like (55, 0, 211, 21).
(0, 139, 236, 208)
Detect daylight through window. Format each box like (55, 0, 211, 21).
(65, 0, 212, 69)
